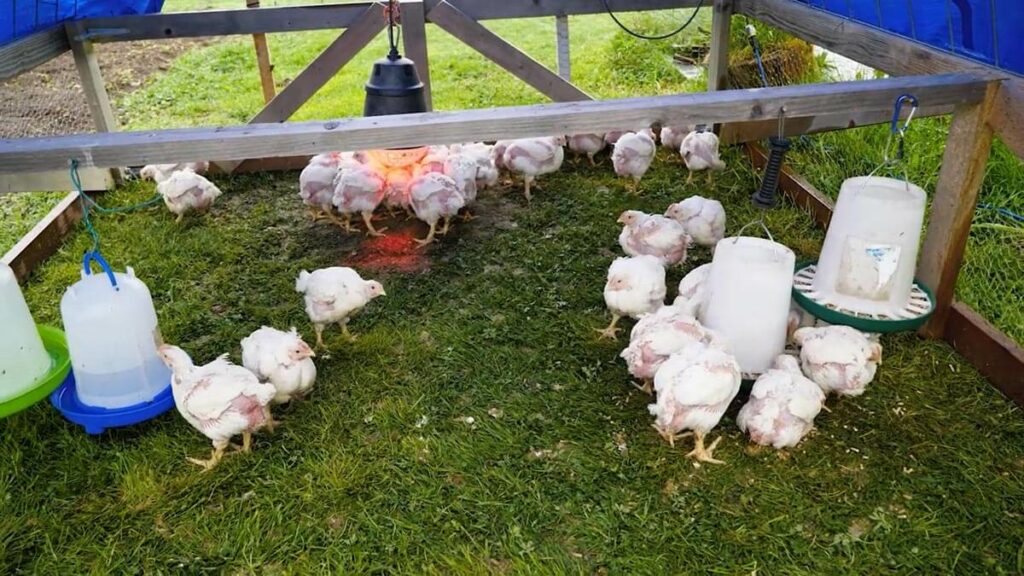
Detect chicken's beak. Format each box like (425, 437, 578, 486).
(380, 290, 387, 297)
(616, 214, 627, 224)
(307, 349, 317, 359)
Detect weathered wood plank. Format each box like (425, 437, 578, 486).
(945, 302, 1024, 407)
(402, 0, 433, 111)
(918, 86, 998, 338)
(1, 192, 83, 283)
(720, 104, 954, 144)
(431, 0, 704, 20)
(706, 0, 732, 92)
(246, 0, 277, 104)
(66, 31, 119, 134)
(733, 0, 1024, 161)
(555, 15, 570, 82)
(0, 73, 992, 173)
(0, 26, 69, 81)
(428, 1, 591, 102)
(72, 3, 373, 42)
(0, 168, 112, 195)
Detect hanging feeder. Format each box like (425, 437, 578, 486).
(0, 263, 71, 419)
(51, 251, 175, 434)
(793, 94, 935, 332)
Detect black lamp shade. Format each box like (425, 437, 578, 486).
(364, 55, 427, 117)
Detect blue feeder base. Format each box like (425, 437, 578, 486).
(50, 373, 175, 435)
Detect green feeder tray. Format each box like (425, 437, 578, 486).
(792, 261, 935, 333)
(0, 325, 72, 419)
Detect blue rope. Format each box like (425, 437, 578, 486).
(70, 159, 163, 254)
(978, 203, 1024, 224)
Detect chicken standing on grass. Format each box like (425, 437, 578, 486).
(737, 354, 826, 449)
(503, 136, 565, 201)
(666, 196, 727, 247)
(156, 168, 223, 223)
(659, 125, 692, 151)
(299, 152, 361, 225)
(295, 267, 386, 348)
(450, 142, 499, 190)
(241, 327, 317, 405)
(140, 161, 210, 184)
(409, 172, 466, 245)
(621, 304, 726, 394)
(612, 130, 657, 193)
(443, 153, 480, 219)
(617, 210, 691, 267)
(567, 133, 607, 165)
(332, 165, 387, 236)
(598, 255, 666, 340)
(159, 345, 276, 471)
(793, 325, 882, 397)
(649, 343, 742, 464)
(680, 129, 726, 184)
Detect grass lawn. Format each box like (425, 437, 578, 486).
(2, 5, 1024, 573)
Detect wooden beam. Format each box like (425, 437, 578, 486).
(945, 302, 1024, 407)
(66, 26, 122, 186)
(1, 192, 82, 283)
(402, 0, 433, 111)
(720, 104, 954, 144)
(0, 26, 70, 81)
(918, 86, 997, 338)
(733, 0, 1024, 161)
(432, 0, 704, 20)
(0, 168, 112, 195)
(0, 73, 993, 173)
(706, 0, 732, 92)
(246, 0, 277, 104)
(71, 3, 374, 42)
(555, 15, 570, 82)
(428, 1, 592, 102)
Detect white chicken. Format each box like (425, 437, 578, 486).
(140, 161, 210, 184)
(620, 304, 725, 394)
(680, 129, 726, 184)
(332, 165, 387, 236)
(597, 255, 666, 339)
(649, 343, 742, 464)
(792, 326, 883, 397)
(409, 172, 466, 246)
(491, 140, 513, 172)
(295, 267, 386, 347)
(156, 168, 223, 223)
(736, 354, 826, 449)
(617, 210, 691, 267)
(612, 130, 656, 193)
(381, 167, 415, 218)
(158, 345, 276, 470)
(566, 133, 606, 165)
(241, 327, 317, 405)
(604, 128, 653, 147)
(450, 142, 499, 189)
(502, 136, 565, 201)
(659, 125, 692, 151)
(666, 195, 727, 247)
(673, 263, 712, 317)
(443, 153, 479, 218)
(299, 152, 362, 224)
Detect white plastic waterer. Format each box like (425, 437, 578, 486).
(812, 176, 927, 317)
(60, 254, 171, 409)
(701, 236, 796, 375)
(0, 263, 52, 403)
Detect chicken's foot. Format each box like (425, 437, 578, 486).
(188, 442, 228, 471)
(361, 211, 387, 237)
(439, 217, 452, 236)
(341, 323, 357, 342)
(686, 171, 694, 186)
(594, 314, 622, 340)
(314, 323, 326, 349)
(415, 221, 438, 246)
(686, 431, 725, 464)
(632, 379, 654, 395)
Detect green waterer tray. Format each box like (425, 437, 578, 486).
(0, 325, 72, 419)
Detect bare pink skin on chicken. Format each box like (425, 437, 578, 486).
(289, 340, 316, 362)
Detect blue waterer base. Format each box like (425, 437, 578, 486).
(50, 373, 175, 435)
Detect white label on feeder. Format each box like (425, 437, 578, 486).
(836, 237, 900, 301)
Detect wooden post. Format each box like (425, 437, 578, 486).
(66, 25, 120, 186)
(402, 0, 432, 111)
(917, 85, 997, 339)
(555, 14, 570, 82)
(707, 0, 732, 92)
(246, 0, 277, 104)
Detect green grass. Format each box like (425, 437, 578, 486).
(4, 146, 1024, 573)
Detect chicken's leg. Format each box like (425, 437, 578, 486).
(415, 221, 438, 246)
(260, 406, 281, 435)
(686, 171, 694, 185)
(632, 379, 654, 395)
(308, 207, 323, 222)
(595, 314, 622, 340)
(588, 154, 597, 166)
(341, 322, 357, 342)
(706, 170, 714, 185)
(440, 217, 452, 236)
(653, 425, 692, 447)
(324, 210, 349, 231)
(686, 431, 725, 464)
(630, 178, 642, 195)
(523, 176, 534, 202)
(188, 440, 228, 471)
(361, 211, 387, 237)
(314, 323, 326, 349)
(175, 213, 184, 224)
(242, 430, 253, 451)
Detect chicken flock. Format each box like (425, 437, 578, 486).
(139, 124, 881, 472)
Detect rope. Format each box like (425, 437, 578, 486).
(70, 159, 163, 254)
(599, 0, 705, 41)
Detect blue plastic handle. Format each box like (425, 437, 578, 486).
(891, 94, 919, 135)
(82, 250, 118, 290)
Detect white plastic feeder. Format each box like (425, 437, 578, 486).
(60, 255, 171, 409)
(0, 263, 52, 403)
(701, 236, 796, 375)
(812, 176, 927, 317)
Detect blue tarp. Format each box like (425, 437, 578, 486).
(1, 0, 164, 46)
(793, 0, 1023, 75)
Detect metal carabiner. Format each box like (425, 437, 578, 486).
(890, 93, 919, 136)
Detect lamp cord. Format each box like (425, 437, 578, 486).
(600, 0, 705, 41)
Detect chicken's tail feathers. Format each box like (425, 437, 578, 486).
(295, 270, 311, 293)
(712, 158, 727, 170)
